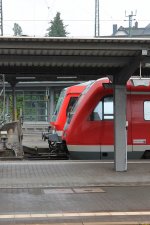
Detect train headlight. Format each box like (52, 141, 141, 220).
(0, 131, 8, 149)
(0, 130, 8, 141)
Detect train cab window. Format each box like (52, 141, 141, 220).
(66, 97, 78, 116)
(90, 101, 102, 121)
(90, 96, 114, 121)
(144, 101, 150, 120)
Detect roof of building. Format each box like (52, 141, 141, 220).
(113, 22, 150, 37)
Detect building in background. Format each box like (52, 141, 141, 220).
(4, 81, 81, 124)
(112, 21, 150, 37)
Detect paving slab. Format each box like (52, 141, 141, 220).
(0, 160, 149, 224)
(0, 160, 149, 188)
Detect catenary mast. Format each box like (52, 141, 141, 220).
(0, 0, 3, 36)
(95, 0, 100, 37)
(125, 11, 137, 37)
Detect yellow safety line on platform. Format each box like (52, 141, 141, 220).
(0, 211, 150, 219)
(9, 222, 150, 225)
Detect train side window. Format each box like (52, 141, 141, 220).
(66, 97, 78, 116)
(144, 101, 150, 120)
(103, 96, 114, 120)
(90, 96, 114, 121)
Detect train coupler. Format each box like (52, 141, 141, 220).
(49, 141, 69, 159)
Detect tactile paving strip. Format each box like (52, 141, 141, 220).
(43, 187, 105, 194)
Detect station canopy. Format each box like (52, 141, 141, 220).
(0, 36, 150, 85)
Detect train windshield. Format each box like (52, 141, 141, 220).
(66, 81, 94, 124)
(51, 88, 66, 122)
(72, 81, 94, 113)
(66, 97, 78, 116)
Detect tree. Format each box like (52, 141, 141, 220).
(13, 23, 23, 36)
(46, 12, 69, 37)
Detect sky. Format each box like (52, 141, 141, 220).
(2, 0, 150, 37)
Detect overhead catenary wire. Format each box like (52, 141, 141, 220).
(3, 19, 150, 22)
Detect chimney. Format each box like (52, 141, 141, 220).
(113, 24, 117, 35)
(135, 21, 138, 28)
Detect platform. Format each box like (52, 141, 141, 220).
(0, 160, 149, 224)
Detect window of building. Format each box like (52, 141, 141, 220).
(23, 91, 48, 121)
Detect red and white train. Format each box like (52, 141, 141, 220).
(42, 81, 94, 154)
(50, 81, 93, 140)
(62, 77, 150, 160)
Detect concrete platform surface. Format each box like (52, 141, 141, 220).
(0, 160, 149, 225)
(0, 160, 149, 188)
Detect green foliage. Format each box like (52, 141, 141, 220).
(8, 94, 24, 120)
(13, 23, 23, 36)
(46, 12, 69, 37)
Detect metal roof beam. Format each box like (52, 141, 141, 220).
(113, 55, 145, 84)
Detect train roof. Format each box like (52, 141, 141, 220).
(63, 77, 150, 97)
(89, 77, 150, 92)
(65, 80, 95, 94)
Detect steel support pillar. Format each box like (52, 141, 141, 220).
(45, 87, 50, 122)
(114, 85, 127, 172)
(49, 88, 54, 120)
(12, 84, 17, 121)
